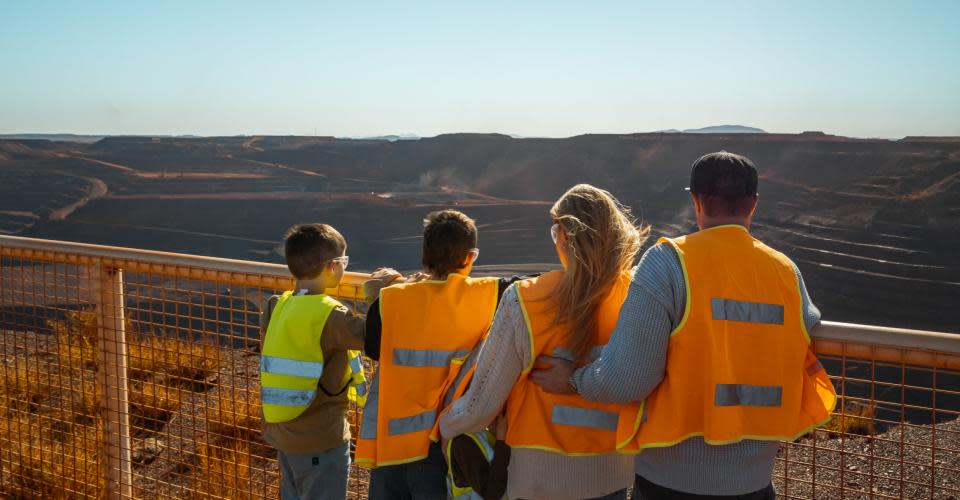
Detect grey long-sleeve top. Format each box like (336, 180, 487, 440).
(439, 286, 634, 500)
(573, 240, 822, 495)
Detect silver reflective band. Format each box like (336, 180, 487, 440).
(715, 384, 783, 407)
(260, 355, 324, 378)
(551, 405, 618, 431)
(350, 355, 364, 374)
(444, 348, 480, 408)
(261, 387, 316, 406)
(806, 360, 825, 375)
(472, 431, 495, 460)
(359, 375, 379, 439)
(389, 409, 437, 436)
(393, 348, 469, 367)
(711, 298, 784, 325)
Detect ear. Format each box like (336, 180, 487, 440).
(690, 193, 702, 212)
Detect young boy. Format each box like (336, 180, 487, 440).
(260, 223, 396, 500)
(356, 210, 535, 500)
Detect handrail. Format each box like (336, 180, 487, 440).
(0, 234, 370, 301)
(2, 234, 958, 356)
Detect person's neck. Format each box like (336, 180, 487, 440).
(294, 277, 329, 294)
(699, 217, 751, 231)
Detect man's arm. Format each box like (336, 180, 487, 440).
(792, 261, 822, 332)
(531, 243, 685, 403)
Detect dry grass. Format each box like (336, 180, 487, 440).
(128, 334, 222, 382)
(206, 388, 261, 438)
(191, 438, 255, 500)
(823, 399, 878, 437)
(0, 309, 233, 498)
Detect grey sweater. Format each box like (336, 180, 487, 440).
(573, 240, 821, 495)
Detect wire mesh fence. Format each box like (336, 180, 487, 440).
(1, 235, 958, 499)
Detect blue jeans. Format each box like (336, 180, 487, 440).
(368, 443, 447, 500)
(278, 442, 350, 500)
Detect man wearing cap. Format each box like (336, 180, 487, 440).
(531, 152, 836, 499)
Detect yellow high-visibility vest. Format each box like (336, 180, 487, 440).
(260, 290, 367, 424)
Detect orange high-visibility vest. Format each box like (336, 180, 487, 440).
(617, 225, 837, 453)
(505, 270, 641, 455)
(356, 273, 499, 468)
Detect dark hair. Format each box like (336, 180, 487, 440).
(283, 223, 346, 279)
(695, 193, 757, 217)
(422, 210, 478, 276)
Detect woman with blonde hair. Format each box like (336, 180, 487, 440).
(439, 184, 649, 500)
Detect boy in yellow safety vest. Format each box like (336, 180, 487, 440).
(259, 223, 398, 500)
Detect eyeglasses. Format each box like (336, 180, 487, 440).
(550, 223, 560, 244)
(331, 256, 349, 269)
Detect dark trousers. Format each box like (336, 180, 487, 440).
(632, 474, 775, 500)
(368, 443, 447, 500)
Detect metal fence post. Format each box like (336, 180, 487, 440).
(93, 264, 133, 498)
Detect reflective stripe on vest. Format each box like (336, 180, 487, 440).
(393, 348, 470, 367)
(711, 298, 785, 325)
(359, 374, 379, 440)
(714, 384, 783, 407)
(551, 406, 619, 431)
(260, 355, 324, 378)
(354, 274, 499, 468)
(616, 227, 837, 452)
(389, 409, 437, 436)
(261, 387, 316, 407)
(505, 270, 639, 456)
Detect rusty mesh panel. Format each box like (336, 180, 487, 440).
(775, 349, 960, 499)
(0, 257, 104, 498)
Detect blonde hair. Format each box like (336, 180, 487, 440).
(547, 184, 650, 363)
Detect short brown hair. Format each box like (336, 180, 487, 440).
(422, 210, 477, 275)
(283, 223, 346, 279)
(695, 193, 757, 217)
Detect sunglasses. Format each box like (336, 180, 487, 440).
(331, 256, 349, 269)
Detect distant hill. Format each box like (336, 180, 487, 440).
(0, 134, 108, 143)
(0, 134, 205, 143)
(682, 125, 767, 134)
(338, 133, 420, 142)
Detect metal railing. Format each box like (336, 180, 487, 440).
(0, 235, 957, 499)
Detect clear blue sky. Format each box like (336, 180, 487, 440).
(2, 1, 958, 138)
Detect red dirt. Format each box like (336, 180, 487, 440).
(48, 175, 108, 221)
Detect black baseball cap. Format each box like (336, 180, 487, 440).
(686, 151, 758, 197)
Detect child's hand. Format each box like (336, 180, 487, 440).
(362, 268, 403, 301)
(404, 272, 431, 283)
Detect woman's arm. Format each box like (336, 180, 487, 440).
(439, 285, 529, 437)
